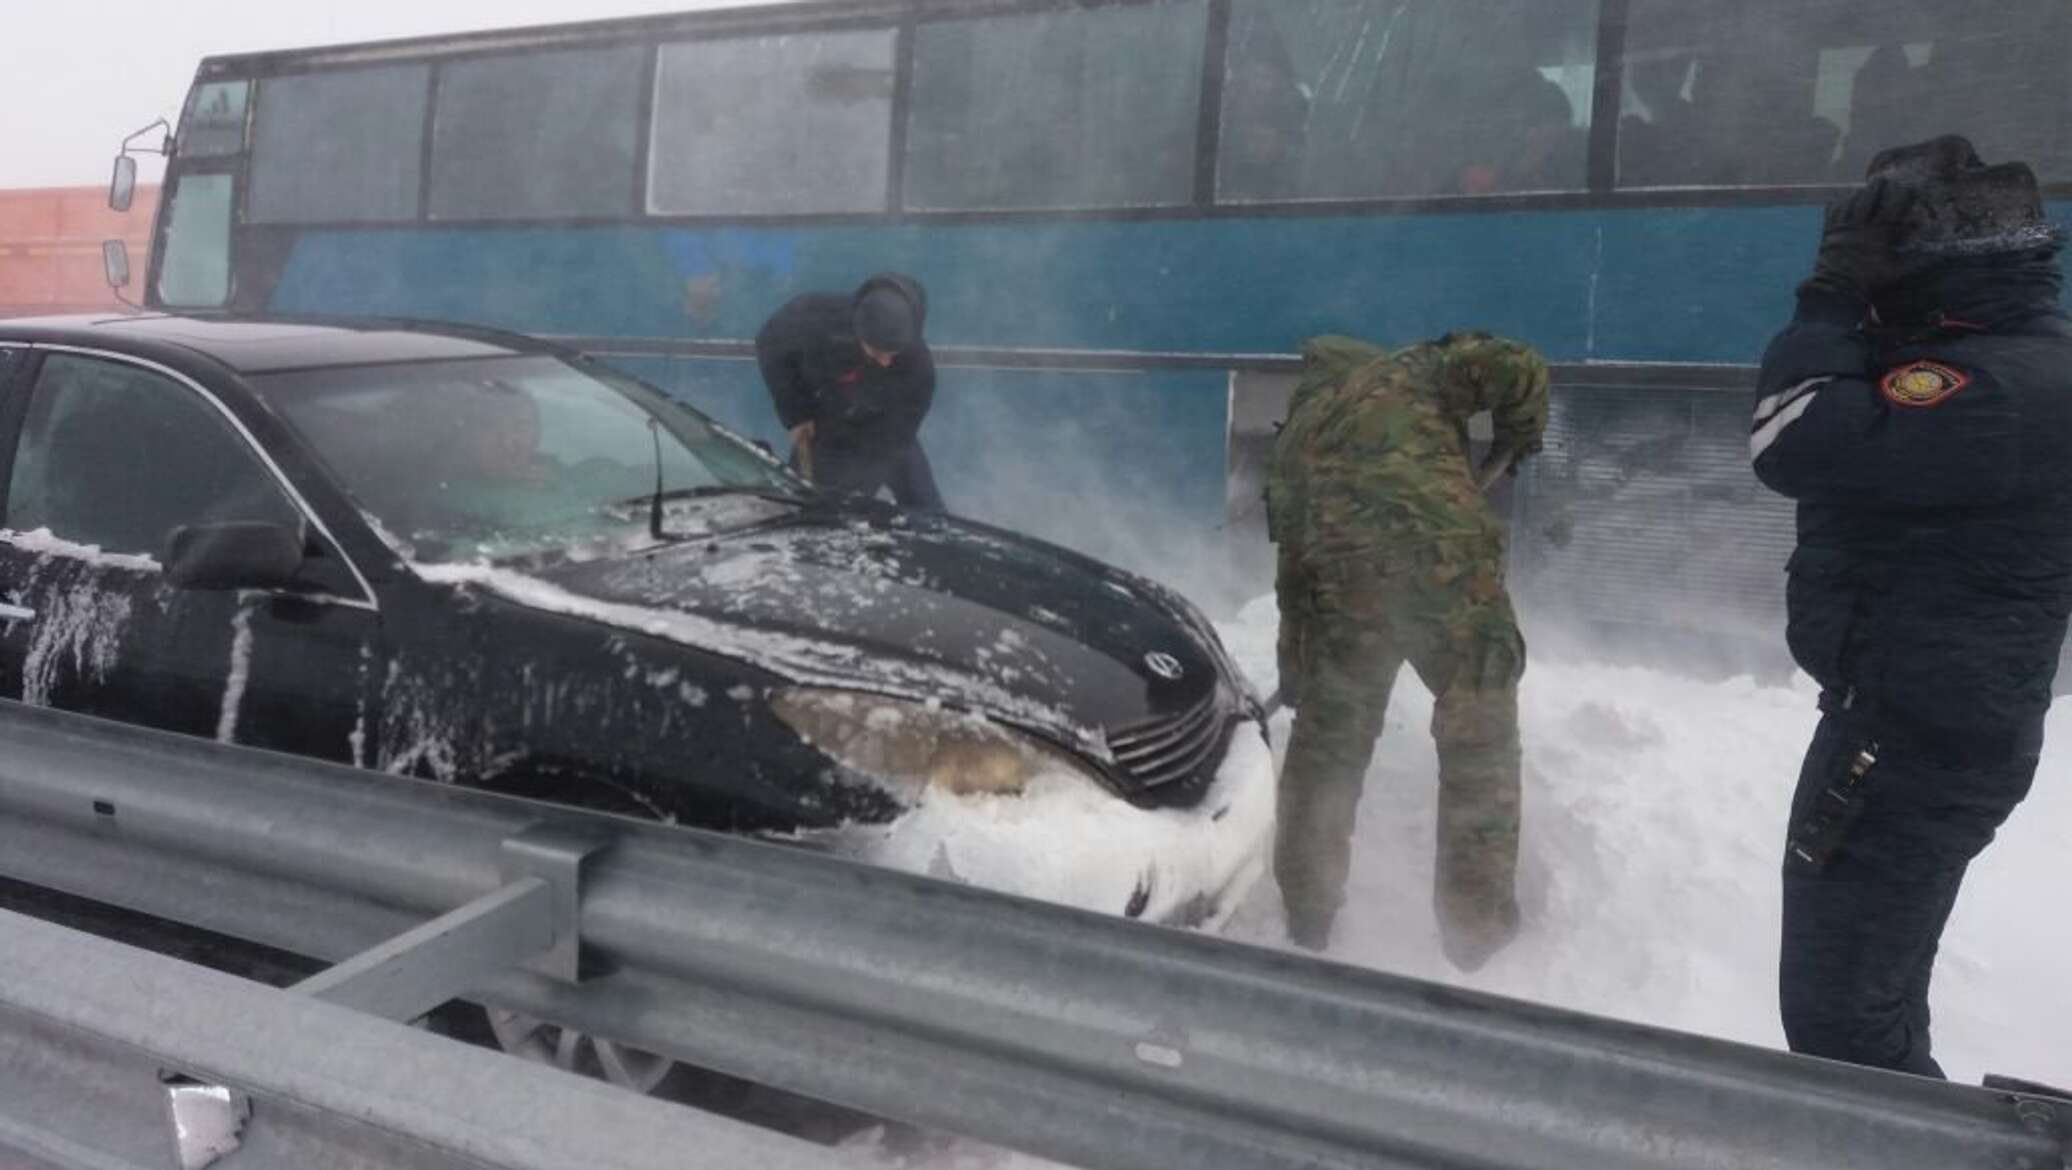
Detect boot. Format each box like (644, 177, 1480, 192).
(1437, 899, 1520, 973)
(1286, 908, 1333, 953)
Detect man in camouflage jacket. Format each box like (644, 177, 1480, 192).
(1267, 332, 1549, 969)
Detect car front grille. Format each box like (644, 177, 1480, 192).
(1107, 688, 1237, 808)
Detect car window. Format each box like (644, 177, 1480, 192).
(252, 355, 801, 564)
(4, 354, 300, 558)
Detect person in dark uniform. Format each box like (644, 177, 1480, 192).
(1751, 135, 2072, 1076)
(754, 273, 942, 510)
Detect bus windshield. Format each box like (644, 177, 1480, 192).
(253, 355, 803, 565)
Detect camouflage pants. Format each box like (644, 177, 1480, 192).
(1274, 547, 1526, 946)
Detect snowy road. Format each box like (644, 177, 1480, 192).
(837, 597, 2068, 1170)
(1214, 595, 2072, 1088)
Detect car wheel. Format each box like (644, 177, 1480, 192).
(485, 1006, 677, 1095)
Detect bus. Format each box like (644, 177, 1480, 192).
(123, 0, 2071, 648)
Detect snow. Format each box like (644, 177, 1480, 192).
(1212, 593, 2072, 1087)
(2, 528, 161, 574)
(15, 581, 132, 709)
(810, 720, 1274, 926)
(826, 594, 2069, 1170)
(412, 561, 1104, 761)
(214, 597, 256, 743)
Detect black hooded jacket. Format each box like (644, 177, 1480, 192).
(1752, 256, 2072, 761)
(754, 274, 936, 495)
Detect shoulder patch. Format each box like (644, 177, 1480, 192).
(1879, 360, 1970, 409)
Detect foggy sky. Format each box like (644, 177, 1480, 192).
(0, 0, 804, 189)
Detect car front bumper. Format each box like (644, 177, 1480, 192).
(812, 719, 1277, 931)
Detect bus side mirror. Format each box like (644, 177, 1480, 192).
(110, 154, 137, 213)
(102, 241, 131, 292)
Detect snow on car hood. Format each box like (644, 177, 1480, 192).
(415, 509, 1227, 760)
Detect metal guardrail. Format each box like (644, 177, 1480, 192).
(0, 698, 2063, 1170)
(0, 907, 845, 1170)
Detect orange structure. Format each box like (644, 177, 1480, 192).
(0, 185, 159, 318)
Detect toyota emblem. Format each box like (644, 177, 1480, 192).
(1144, 652, 1185, 681)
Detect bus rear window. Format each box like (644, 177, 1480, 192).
(649, 30, 896, 217)
(1619, 0, 2072, 188)
(430, 46, 643, 221)
(250, 66, 428, 223)
(1218, 0, 1598, 204)
(904, 3, 1208, 212)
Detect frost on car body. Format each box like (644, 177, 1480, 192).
(0, 314, 1274, 932)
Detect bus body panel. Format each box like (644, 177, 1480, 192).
(261, 208, 1831, 365)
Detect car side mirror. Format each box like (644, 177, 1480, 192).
(110, 154, 137, 213)
(163, 522, 305, 591)
(103, 241, 131, 292)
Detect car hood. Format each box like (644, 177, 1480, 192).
(428, 508, 1231, 761)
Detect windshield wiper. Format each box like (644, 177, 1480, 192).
(647, 418, 669, 543)
(615, 484, 808, 511)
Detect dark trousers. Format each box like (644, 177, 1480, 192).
(883, 442, 943, 511)
(808, 441, 943, 512)
(1778, 712, 2040, 1077)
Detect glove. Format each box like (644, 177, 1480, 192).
(1474, 439, 1540, 491)
(1801, 177, 1917, 304)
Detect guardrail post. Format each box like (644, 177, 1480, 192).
(153, 825, 612, 1167)
(286, 824, 608, 1020)
(501, 823, 612, 983)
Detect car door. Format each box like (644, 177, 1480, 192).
(0, 348, 380, 764)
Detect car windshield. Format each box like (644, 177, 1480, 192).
(252, 355, 803, 564)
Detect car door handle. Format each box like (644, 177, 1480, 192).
(0, 603, 33, 623)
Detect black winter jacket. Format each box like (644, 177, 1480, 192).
(754, 275, 935, 496)
(1752, 263, 2072, 762)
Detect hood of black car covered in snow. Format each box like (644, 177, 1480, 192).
(531, 509, 1229, 760)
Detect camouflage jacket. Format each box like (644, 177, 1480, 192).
(1266, 332, 1550, 562)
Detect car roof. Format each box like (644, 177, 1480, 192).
(0, 312, 556, 375)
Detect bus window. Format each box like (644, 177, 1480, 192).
(249, 66, 428, 223)
(177, 81, 249, 158)
(430, 46, 644, 221)
(1619, 0, 2072, 188)
(905, 3, 1207, 212)
(650, 29, 896, 217)
(156, 174, 233, 308)
(1218, 0, 1597, 203)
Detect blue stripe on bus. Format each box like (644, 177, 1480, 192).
(266, 204, 2072, 364)
(264, 203, 2069, 560)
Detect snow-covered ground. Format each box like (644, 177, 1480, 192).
(828, 592, 2072, 1169)
(1213, 594, 2072, 1087)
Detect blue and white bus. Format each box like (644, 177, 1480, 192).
(130, 0, 2071, 645)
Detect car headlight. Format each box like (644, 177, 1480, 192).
(770, 688, 1100, 799)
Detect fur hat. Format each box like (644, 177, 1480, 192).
(1867, 135, 2062, 256)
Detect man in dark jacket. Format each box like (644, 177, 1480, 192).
(1752, 135, 2072, 1077)
(754, 273, 942, 510)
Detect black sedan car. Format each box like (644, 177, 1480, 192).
(0, 314, 1273, 933)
